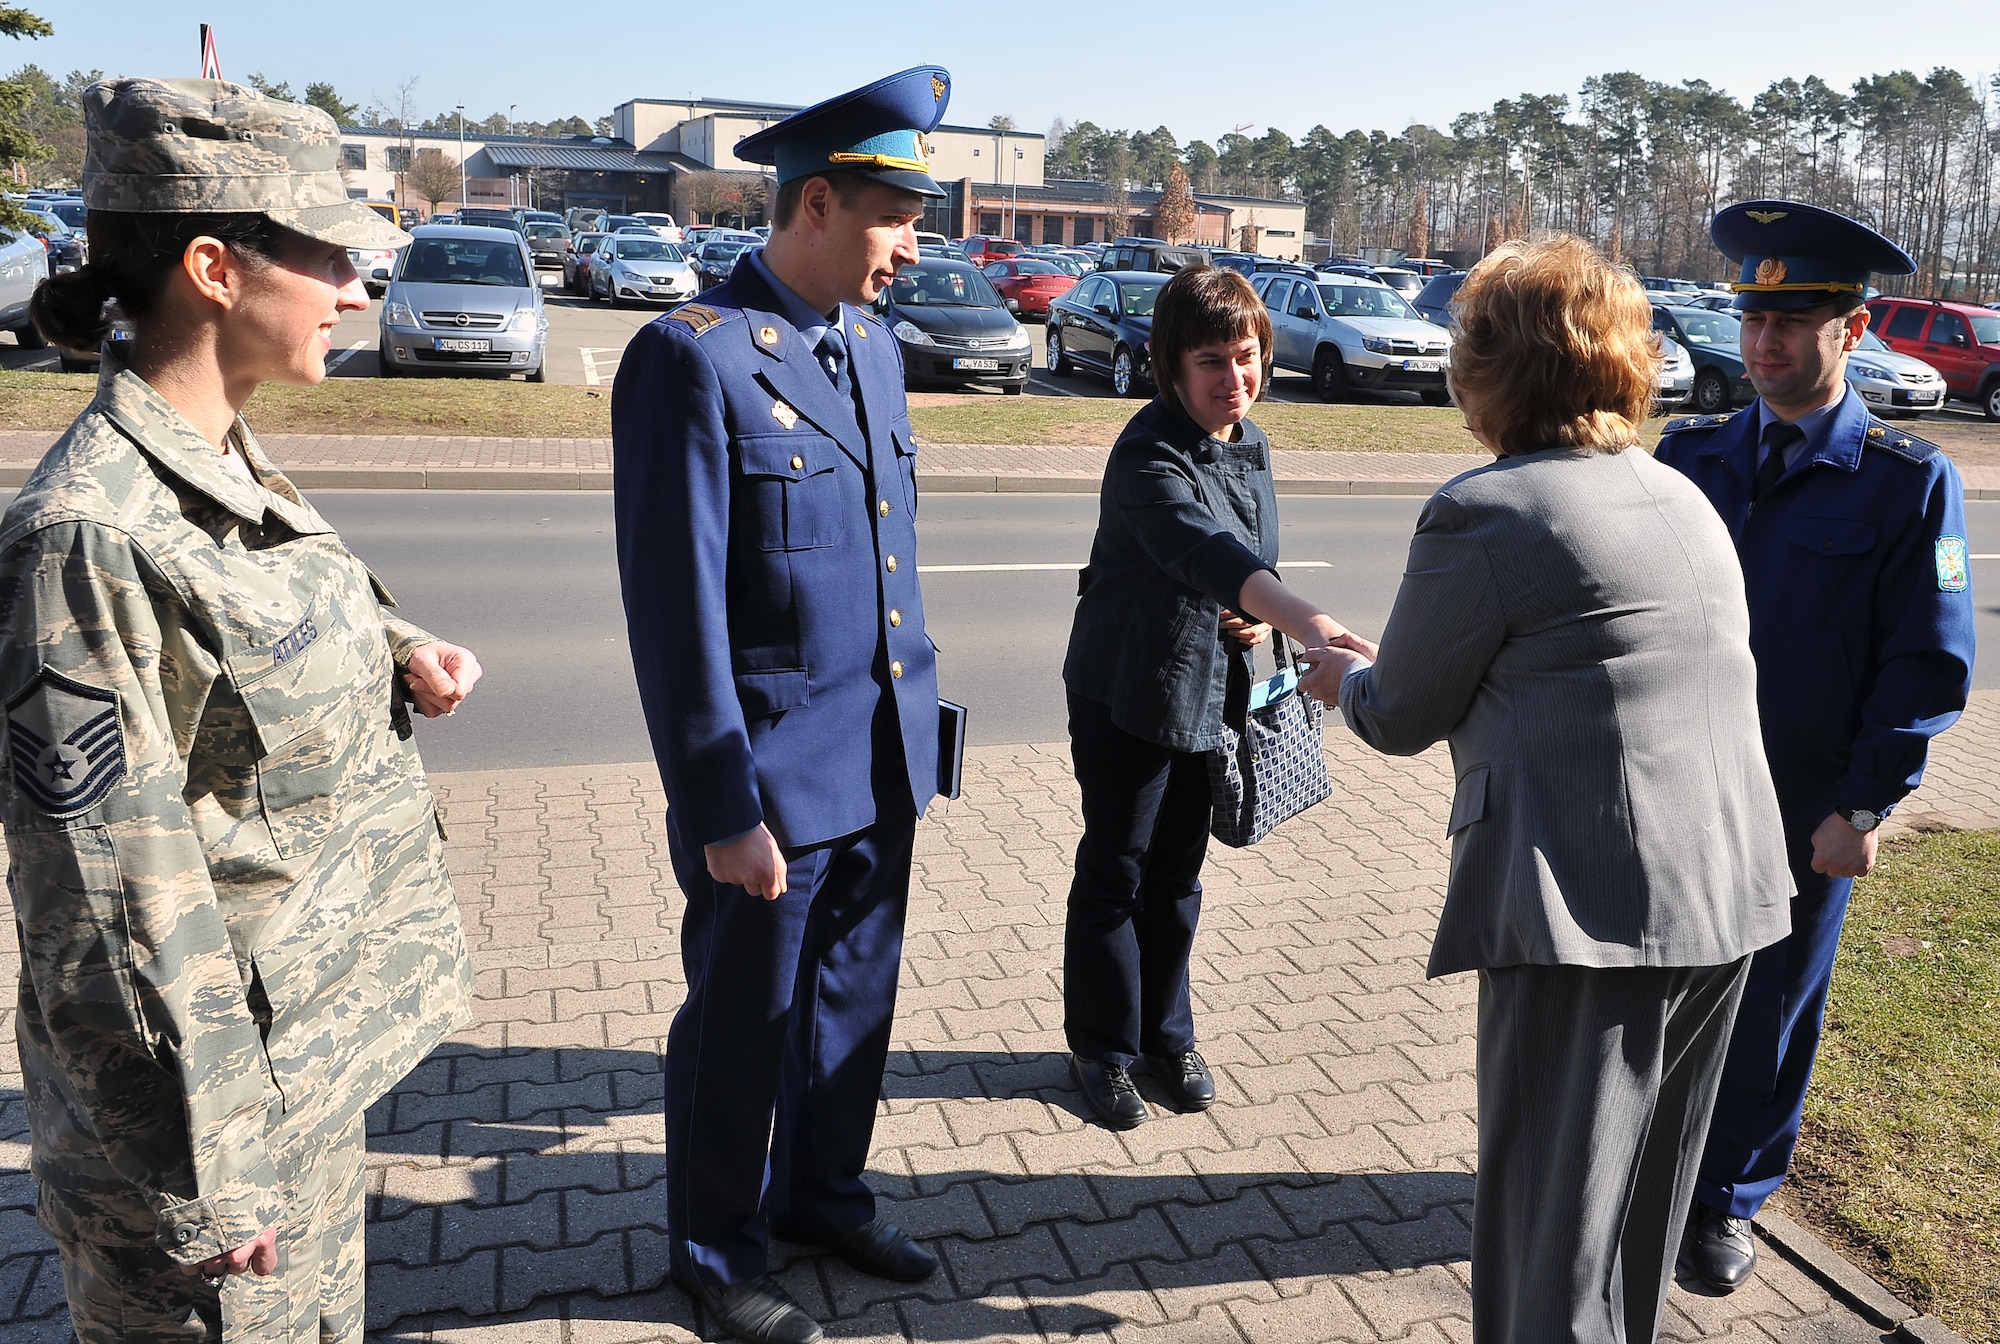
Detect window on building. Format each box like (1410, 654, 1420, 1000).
(385, 146, 412, 173)
(1044, 216, 1064, 244)
(1013, 215, 1034, 244)
(979, 212, 1001, 234)
(1074, 217, 1096, 243)
(340, 144, 367, 171)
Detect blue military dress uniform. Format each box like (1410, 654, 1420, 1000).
(1655, 201, 1977, 1222)
(610, 68, 951, 1295)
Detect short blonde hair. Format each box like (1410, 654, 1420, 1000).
(1448, 234, 1657, 456)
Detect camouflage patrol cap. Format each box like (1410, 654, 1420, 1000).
(81, 77, 409, 250)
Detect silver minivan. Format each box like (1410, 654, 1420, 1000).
(378, 225, 547, 381)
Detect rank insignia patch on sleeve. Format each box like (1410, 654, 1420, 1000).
(1936, 535, 1969, 593)
(6, 668, 126, 820)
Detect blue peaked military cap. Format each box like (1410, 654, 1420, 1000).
(735, 66, 952, 198)
(1713, 199, 1915, 312)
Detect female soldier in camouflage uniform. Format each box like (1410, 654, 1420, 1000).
(10, 78, 481, 1341)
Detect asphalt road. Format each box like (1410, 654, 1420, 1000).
(284, 491, 2000, 772)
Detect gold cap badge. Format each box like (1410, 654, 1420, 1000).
(1745, 210, 1789, 224)
(931, 75, 947, 101)
(1754, 257, 1788, 286)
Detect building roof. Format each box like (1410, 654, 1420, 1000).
(483, 143, 685, 173)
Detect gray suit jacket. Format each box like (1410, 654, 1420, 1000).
(1340, 448, 1793, 977)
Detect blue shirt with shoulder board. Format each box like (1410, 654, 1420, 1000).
(1653, 386, 1974, 817)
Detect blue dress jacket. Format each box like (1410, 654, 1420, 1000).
(611, 262, 939, 850)
(1654, 390, 1975, 817)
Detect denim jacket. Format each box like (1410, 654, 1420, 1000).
(1062, 396, 1280, 751)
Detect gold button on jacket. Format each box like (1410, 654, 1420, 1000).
(885, 555, 897, 572)
(890, 660, 904, 678)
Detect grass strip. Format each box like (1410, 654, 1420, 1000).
(1780, 827, 2000, 1344)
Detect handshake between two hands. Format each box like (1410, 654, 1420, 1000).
(1219, 610, 1377, 707)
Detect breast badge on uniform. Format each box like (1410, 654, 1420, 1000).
(771, 400, 799, 430)
(1936, 535, 1970, 593)
(6, 668, 125, 820)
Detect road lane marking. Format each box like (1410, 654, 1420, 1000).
(581, 347, 623, 387)
(325, 340, 368, 372)
(1972, 554, 2000, 560)
(920, 560, 1333, 573)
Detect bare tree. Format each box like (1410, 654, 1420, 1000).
(1103, 143, 1133, 238)
(1157, 163, 1197, 243)
(404, 147, 460, 211)
(681, 170, 770, 226)
(369, 75, 422, 211)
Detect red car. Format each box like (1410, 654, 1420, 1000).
(982, 258, 1077, 318)
(961, 235, 1024, 268)
(1866, 295, 2000, 420)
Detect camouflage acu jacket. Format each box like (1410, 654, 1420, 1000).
(0, 360, 474, 1263)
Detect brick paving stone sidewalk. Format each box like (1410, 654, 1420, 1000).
(9, 694, 1998, 1341)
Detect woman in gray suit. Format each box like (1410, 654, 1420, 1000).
(1303, 235, 1793, 1344)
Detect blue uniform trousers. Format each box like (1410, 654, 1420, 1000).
(1695, 807, 1853, 1217)
(662, 807, 916, 1287)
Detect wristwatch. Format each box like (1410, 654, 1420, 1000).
(1839, 807, 1883, 833)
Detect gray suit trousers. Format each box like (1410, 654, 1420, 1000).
(1473, 958, 1751, 1344)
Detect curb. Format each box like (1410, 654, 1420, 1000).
(1753, 1208, 1972, 1343)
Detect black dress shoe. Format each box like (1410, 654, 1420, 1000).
(1146, 1049, 1217, 1111)
(673, 1272, 823, 1344)
(1071, 1054, 1148, 1129)
(1687, 1202, 1758, 1292)
(780, 1217, 937, 1282)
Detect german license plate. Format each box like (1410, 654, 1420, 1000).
(1402, 358, 1439, 372)
(953, 357, 1000, 371)
(434, 337, 491, 353)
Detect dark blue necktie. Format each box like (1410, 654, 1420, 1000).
(1754, 421, 1803, 501)
(817, 323, 852, 403)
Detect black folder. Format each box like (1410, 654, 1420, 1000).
(938, 699, 968, 801)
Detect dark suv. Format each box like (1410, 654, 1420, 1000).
(1411, 271, 1466, 327)
(1098, 236, 1212, 273)
(1866, 296, 2000, 420)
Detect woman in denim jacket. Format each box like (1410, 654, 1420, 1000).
(1060, 266, 1345, 1129)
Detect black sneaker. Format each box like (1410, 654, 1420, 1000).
(1070, 1054, 1147, 1129)
(1146, 1049, 1217, 1111)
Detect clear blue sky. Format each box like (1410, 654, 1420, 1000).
(17, 0, 1999, 145)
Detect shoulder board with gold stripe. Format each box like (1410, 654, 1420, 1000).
(1864, 420, 1940, 464)
(666, 303, 729, 336)
(1662, 412, 1735, 435)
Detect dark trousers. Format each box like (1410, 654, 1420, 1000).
(1473, 958, 1751, 1344)
(1063, 693, 1211, 1067)
(662, 810, 916, 1288)
(1697, 809, 1853, 1217)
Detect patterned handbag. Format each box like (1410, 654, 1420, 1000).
(1206, 635, 1332, 848)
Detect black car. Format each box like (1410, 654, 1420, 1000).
(1046, 270, 1164, 397)
(1098, 236, 1211, 274)
(27, 211, 85, 274)
(875, 258, 1032, 392)
(1411, 270, 1467, 327)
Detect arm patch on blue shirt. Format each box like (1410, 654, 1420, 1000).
(1936, 535, 1969, 592)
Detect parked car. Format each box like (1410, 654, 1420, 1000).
(875, 257, 1032, 393)
(1656, 336, 1694, 410)
(1371, 267, 1425, 300)
(1650, 303, 1752, 415)
(1207, 250, 1259, 276)
(346, 243, 403, 297)
(520, 210, 564, 227)
(25, 210, 84, 274)
(960, 235, 1024, 268)
(1411, 270, 1466, 327)
(1845, 327, 1946, 418)
(603, 214, 645, 235)
(981, 257, 1077, 319)
(631, 211, 683, 242)
(523, 221, 570, 270)
(565, 231, 609, 293)
(35, 196, 87, 231)
(1045, 270, 1164, 397)
(429, 212, 458, 225)
(688, 237, 757, 290)
(592, 233, 698, 307)
(914, 230, 950, 249)
(1866, 295, 2000, 420)
(1641, 275, 1700, 294)
(377, 225, 547, 381)
(1400, 257, 1456, 276)
(0, 220, 51, 352)
(1098, 236, 1211, 273)
(456, 207, 524, 232)
(1255, 272, 1453, 403)
(1683, 292, 1738, 312)
(565, 207, 608, 233)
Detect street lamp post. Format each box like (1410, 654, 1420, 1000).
(1010, 146, 1023, 242)
(456, 104, 467, 210)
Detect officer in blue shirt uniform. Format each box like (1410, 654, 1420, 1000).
(1655, 200, 1975, 1294)
(612, 66, 951, 1344)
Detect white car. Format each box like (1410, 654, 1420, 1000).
(592, 233, 699, 308)
(346, 244, 405, 298)
(1255, 271, 1453, 404)
(630, 211, 683, 243)
(1846, 328, 1945, 418)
